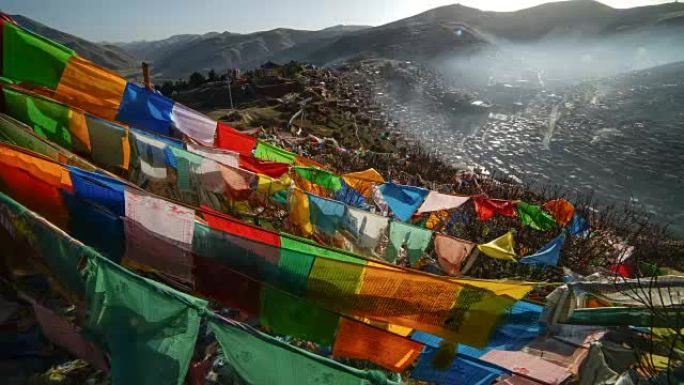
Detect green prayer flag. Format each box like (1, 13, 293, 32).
(84, 256, 207, 385)
(0, 192, 87, 294)
(3, 23, 74, 89)
(3, 88, 72, 149)
(516, 202, 556, 231)
(169, 147, 202, 192)
(260, 286, 339, 346)
(209, 318, 393, 385)
(277, 246, 315, 294)
(385, 221, 433, 265)
(85, 115, 127, 169)
(0, 113, 62, 160)
(254, 141, 296, 164)
(294, 167, 342, 192)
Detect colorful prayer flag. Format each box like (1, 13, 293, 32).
(519, 232, 566, 266)
(378, 183, 429, 222)
(478, 231, 517, 261)
(516, 202, 556, 231)
(473, 197, 516, 221)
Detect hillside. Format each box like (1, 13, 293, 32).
(11, 15, 137, 71)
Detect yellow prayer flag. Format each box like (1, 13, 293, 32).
(342, 168, 384, 198)
(289, 187, 313, 236)
(477, 231, 517, 261)
(256, 174, 291, 196)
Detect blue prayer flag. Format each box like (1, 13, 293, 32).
(568, 214, 589, 236)
(308, 194, 346, 235)
(519, 232, 566, 267)
(412, 347, 506, 385)
(68, 166, 126, 216)
(115, 83, 174, 136)
(377, 183, 429, 222)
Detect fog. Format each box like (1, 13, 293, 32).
(369, 26, 684, 235)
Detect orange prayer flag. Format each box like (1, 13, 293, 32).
(543, 199, 575, 226)
(332, 318, 423, 372)
(53, 56, 127, 121)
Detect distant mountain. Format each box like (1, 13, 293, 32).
(11, 15, 137, 71)
(12, 1, 684, 78)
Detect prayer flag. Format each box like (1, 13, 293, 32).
(215, 122, 256, 155)
(2, 23, 74, 89)
(478, 231, 517, 261)
(209, 318, 392, 385)
(568, 214, 589, 236)
(332, 318, 423, 372)
(434, 234, 476, 276)
(480, 350, 571, 385)
(378, 183, 429, 222)
(53, 55, 127, 121)
(342, 207, 389, 251)
(516, 202, 556, 231)
(289, 188, 313, 236)
(385, 221, 433, 265)
(417, 191, 469, 214)
(115, 82, 174, 136)
(473, 197, 516, 221)
(84, 256, 206, 385)
(187, 142, 239, 168)
(543, 199, 575, 226)
(239, 154, 289, 178)
(123, 187, 195, 244)
(170, 103, 216, 145)
(308, 193, 346, 235)
(342, 168, 384, 199)
(294, 166, 342, 192)
(254, 140, 296, 164)
(520, 232, 566, 266)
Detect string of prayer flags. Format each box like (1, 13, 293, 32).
(434, 234, 477, 276)
(519, 232, 566, 267)
(543, 199, 575, 226)
(378, 183, 430, 222)
(385, 221, 433, 265)
(417, 191, 470, 214)
(516, 202, 557, 231)
(254, 140, 297, 164)
(478, 231, 517, 261)
(342, 168, 385, 199)
(473, 197, 517, 221)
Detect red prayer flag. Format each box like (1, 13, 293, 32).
(239, 154, 289, 178)
(215, 122, 257, 155)
(473, 196, 516, 221)
(201, 205, 281, 247)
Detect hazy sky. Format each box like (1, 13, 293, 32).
(0, 0, 674, 42)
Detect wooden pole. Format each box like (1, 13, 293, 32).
(142, 62, 153, 90)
